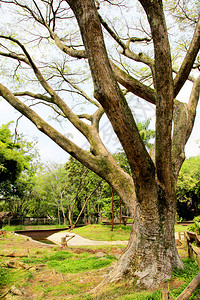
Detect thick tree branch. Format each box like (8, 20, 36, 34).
(139, 0, 174, 188)
(110, 61, 156, 104)
(99, 14, 155, 76)
(186, 75, 200, 141)
(47, 26, 87, 59)
(171, 100, 188, 178)
(13, 91, 53, 103)
(172, 76, 200, 180)
(0, 82, 89, 161)
(0, 50, 29, 65)
(174, 15, 200, 97)
(0, 82, 135, 213)
(66, 0, 155, 193)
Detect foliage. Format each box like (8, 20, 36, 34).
(169, 258, 200, 299)
(2, 224, 25, 231)
(176, 156, 200, 220)
(0, 123, 40, 216)
(0, 123, 40, 217)
(189, 216, 200, 234)
(174, 224, 190, 233)
(0, 122, 28, 183)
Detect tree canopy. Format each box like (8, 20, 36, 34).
(0, 122, 39, 216)
(177, 156, 200, 220)
(0, 123, 28, 183)
(0, 0, 199, 289)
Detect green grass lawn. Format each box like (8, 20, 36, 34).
(3, 223, 191, 242)
(175, 224, 190, 232)
(72, 224, 191, 241)
(2, 224, 68, 231)
(71, 224, 132, 241)
(1, 227, 200, 299)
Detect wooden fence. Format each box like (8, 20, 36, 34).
(161, 231, 200, 300)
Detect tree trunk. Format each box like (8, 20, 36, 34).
(97, 183, 184, 289)
(68, 206, 73, 228)
(57, 205, 61, 226)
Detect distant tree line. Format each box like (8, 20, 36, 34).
(0, 122, 199, 225)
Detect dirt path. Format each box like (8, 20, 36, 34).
(47, 231, 128, 246)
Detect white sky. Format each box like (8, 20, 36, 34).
(0, 80, 199, 164)
(0, 1, 199, 164)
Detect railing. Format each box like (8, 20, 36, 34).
(161, 231, 200, 300)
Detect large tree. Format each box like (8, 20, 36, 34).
(0, 0, 199, 288)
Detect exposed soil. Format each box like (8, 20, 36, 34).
(0, 233, 126, 299)
(0, 232, 199, 299)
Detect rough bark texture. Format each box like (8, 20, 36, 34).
(0, 0, 200, 289)
(66, 0, 184, 288)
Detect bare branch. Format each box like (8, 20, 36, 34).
(186, 75, 200, 141)
(98, 13, 126, 49)
(13, 91, 53, 103)
(77, 113, 91, 121)
(47, 26, 87, 59)
(174, 14, 200, 97)
(55, 65, 101, 108)
(110, 61, 156, 104)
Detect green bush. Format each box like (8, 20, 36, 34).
(188, 216, 200, 233)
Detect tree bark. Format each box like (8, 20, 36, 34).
(96, 183, 183, 288)
(66, 0, 184, 288)
(1, 0, 199, 290)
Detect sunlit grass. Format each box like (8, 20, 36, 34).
(71, 224, 131, 241)
(22, 250, 116, 274)
(2, 224, 68, 231)
(175, 224, 190, 232)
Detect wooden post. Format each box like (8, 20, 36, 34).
(196, 255, 200, 271)
(176, 272, 200, 300)
(189, 244, 195, 261)
(161, 290, 169, 300)
(185, 232, 189, 252)
(61, 237, 67, 248)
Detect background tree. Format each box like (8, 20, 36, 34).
(176, 156, 200, 220)
(0, 122, 39, 217)
(0, 0, 199, 288)
(0, 122, 27, 183)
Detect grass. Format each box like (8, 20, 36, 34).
(168, 258, 200, 299)
(21, 250, 116, 274)
(0, 228, 200, 299)
(97, 258, 200, 300)
(2, 224, 68, 231)
(71, 224, 131, 241)
(175, 224, 190, 233)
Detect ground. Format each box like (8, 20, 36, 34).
(0, 231, 200, 299)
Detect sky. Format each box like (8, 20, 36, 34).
(0, 79, 199, 165)
(0, 1, 199, 164)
